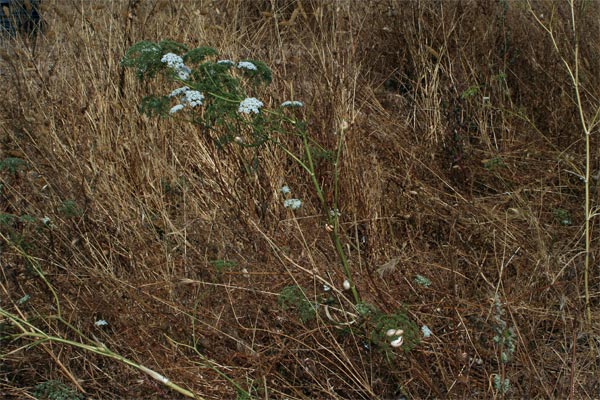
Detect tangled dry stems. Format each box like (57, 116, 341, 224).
(1, 0, 599, 398)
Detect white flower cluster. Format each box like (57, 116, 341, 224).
(280, 184, 302, 210)
(161, 52, 191, 80)
(161, 52, 183, 68)
(168, 86, 205, 114)
(281, 100, 304, 108)
(238, 97, 264, 114)
(283, 199, 302, 210)
(217, 59, 235, 66)
(421, 325, 432, 338)
(237, 61, 257, 71)
(182, 90, 204, 107)
(169, 86, 189, 97)
(169, 104, 184, 115)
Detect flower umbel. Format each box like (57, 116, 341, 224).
(421, 325, 432, 338)
(283, 198, 302, 210)
(281, 100, 304, 108)
(169, 104, 184, 115)
(182, 90, 204, 107)
(161, 53, 184, 68)
(169, 86, 190, 97)
(237, 61, 257, 71)
(238, 97, 264, 114)
(161, 53, 191, 80)
(280, 185, 291, 195)
(176, 65, 191, 80)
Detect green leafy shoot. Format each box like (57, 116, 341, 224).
(0, 157, 28, 174)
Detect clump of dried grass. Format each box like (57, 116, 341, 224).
(1, 0, 599, 398)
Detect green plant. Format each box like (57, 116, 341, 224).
(121, 40, 360, 304)
(460, 85, 480, 99)
(369, 307, 420, 354)
(483, 157, 505, 171)
(34, 380, 84, 400)
(0, 212, 38, 251)
(0, 156, 28, 174)
(210, 259, 238, 273)
(553, 208, 572, 226)
(58, 200, 82, 218)
(278, 285, 319, 323)
(490, 295, 515, 396)
(414, 274, 431, 288)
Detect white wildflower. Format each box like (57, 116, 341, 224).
(217, 59, 235, 66)
(238, 97, 264, 114)
(41, 216, 51, 225)
(161, 53, 184, 69)
(169, 86, 190, 97)
(329, 209, 341, 217)
(280, 185, 291, 195)
(323, 284, 331, 292)
(237, 61, 257, 71)
(182, 90, 204, 107)
(421, 325, 432, 338)
(283, 198, 302, 210)
(95, 319, 108, 327)
(176, 65, 191, 80)
(161, 53, 191, 80)
(169, 104, 184, 114)
(281, 100, 304, 108)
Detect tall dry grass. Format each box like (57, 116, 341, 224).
(1, 0, 599, 398)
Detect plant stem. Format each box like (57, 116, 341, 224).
(0, 308, 200, 399)
(299, 125, 360, 303)
(529, 0, 594, 327)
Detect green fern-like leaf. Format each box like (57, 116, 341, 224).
(120, 40, 188, 80)
(184, 47, 218, 64)
(239, 59, 272, 85)
(140, 95, 170, 117)
(0, 157, 28, 174)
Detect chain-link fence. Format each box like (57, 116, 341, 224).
(0, 0, 42, 36)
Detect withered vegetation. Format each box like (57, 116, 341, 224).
(1, 1, 599, 399)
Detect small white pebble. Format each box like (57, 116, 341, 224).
(386, 328, 397, 337)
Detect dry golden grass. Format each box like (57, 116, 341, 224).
(1, 0, 599, 399)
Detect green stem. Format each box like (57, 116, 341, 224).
(298, 125, 360, 304)
(299, 128, 326, 208)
